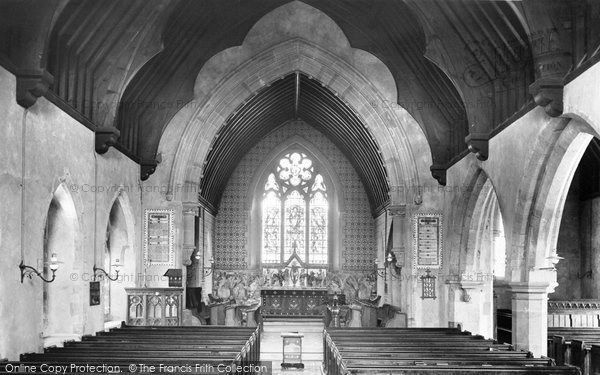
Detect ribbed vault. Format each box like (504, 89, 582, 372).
(200, 73, 388, 215)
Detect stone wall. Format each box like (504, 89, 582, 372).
(0, 66, 142, 360)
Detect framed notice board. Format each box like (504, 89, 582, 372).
(89, 281, 100, 306)
(413, 213, 442, 270)
(144, 209, 175, 266)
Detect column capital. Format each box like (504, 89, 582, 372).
(508, 282, 550, 296)
(388, 204, 407, 217)
(182, 202, 200, 216)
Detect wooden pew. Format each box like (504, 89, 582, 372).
(324, 327, 581, 375)
(547, 327, 600, 374)
(8, 324, 261, 375)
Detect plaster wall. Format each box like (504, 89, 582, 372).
(0, 66, 141, 360)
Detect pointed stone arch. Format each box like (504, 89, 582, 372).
(246, 134, 344, 271)
(102, 190, 136, 324)
(42, 183, 83, 347)
(156, 3, 430, 207)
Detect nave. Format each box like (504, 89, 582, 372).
(0, 324, 583, 375)
(2, 1, 600, 375)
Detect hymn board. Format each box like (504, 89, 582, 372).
(144, 209, 175, 266)
(413, 213, 442, 270)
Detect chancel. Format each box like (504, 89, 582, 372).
(1, 1, 600, 374)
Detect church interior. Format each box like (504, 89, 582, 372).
(1, 0, 600, 374)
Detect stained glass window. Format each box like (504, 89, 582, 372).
(284, 190, 306, 261)
(261, 153, 328, 267)
(262, 191, 281, 263)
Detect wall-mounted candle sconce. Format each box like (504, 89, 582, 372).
(93, 258, 121, 281)
(20, 253, 59, 283)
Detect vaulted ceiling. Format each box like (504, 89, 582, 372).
(200, 73, 389, 214)
(1, 0, 599, 210)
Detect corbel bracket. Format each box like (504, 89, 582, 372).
(140, 159, 158, 181)
(16, 69, 53, 108)
(465, 132, 489, 161)
(430, 164, 446, 186)
(95, 127, 120, 154)
(529, 78, 564, 117)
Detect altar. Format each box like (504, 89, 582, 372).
(261, 288, 329, 318)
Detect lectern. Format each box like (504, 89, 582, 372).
(281, 332, 304, 369)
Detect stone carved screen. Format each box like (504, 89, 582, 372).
(261, 152, 328, 268)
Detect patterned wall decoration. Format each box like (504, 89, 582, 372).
(214, 120, 376, 271)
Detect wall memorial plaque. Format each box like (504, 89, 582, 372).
(144, 209, 175, 266)
(413, 213, 442, 270)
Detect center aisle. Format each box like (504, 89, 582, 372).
(260, 319, 324, 374)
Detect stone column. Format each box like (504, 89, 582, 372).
(182, 203, 199, 267)
(182, 203, 199, 306)
(509, 282, 549, 357)
(388, 204, 407, 309)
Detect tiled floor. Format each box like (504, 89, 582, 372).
(269, 361, 323, 375)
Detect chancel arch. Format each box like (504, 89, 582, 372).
(158, 1, 431, 207)
(42, 184, 82, 347)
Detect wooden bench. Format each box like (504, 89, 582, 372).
(8, 324, 261, 375)
(325, 327, 581, 375)
(547, 327, 600, 374)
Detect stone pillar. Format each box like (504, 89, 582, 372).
(182, 203, 199, 267)
(509, 282, 549, 357)
(182, 203, 199, 308)
(388, 204, 407, 309)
